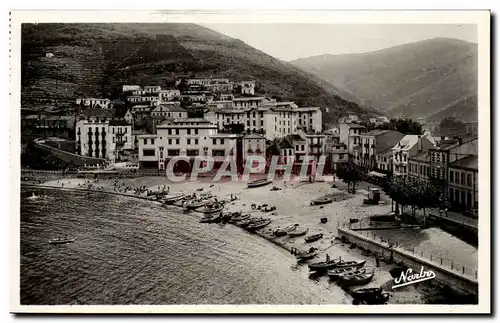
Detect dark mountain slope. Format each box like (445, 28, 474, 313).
(291, 38, 478, 122)
(21, 23, 369, 123)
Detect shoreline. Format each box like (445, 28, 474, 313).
(21, 177, 477, 304)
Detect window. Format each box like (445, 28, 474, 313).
(450, 171, 454, 183)
(168, 139, 172, 145)
(195, 129, 198, 135)
(143, 139, 147, 145)
(187, 149, 199, 156)
(176, 139, 180, 145)
(461, 173, 465, 185)
(143, 149, 155, 156)
(212, 149, 225, 157)
(455, 190, 460, 203)
(168, 129, 172, 135)
(467, 174, 472, 187)
(168, 149, 180, 156)
(221, 139, 225, 145)
(187, 139, 191, 145)
(301, 145, 305, 151)
(213, 139, 217, 145)
(194, 139, 199, 145)
(151, 139, 155, 145)
(176, 129, 179, 135)
(112, 137, 115, 143)
(187, 129, 191, 135)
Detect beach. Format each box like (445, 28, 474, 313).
(24, 173, 477, 304)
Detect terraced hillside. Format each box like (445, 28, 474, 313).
(21, 23, 369, 124)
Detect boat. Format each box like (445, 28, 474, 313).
(296, 250, 319, 262)
(247, 178, 272, 188)
(185, 199, 207, 210)
(200, 204, 224, 214)
(337, 272, 374, 287)
(199, 214, 221, 223)
(273, 224, 298, 237)
(308, 258, 342, 272)
(336, 268, 367, 280)
(351, 287, 383, 300)
(327, 266, 359, 280)
(229, 213, 251, 223)
(246, 219, 272, 231)
(333, 259, 366, 269)
(162, 194, 187, 204)
(48, 238, 75, 245)
(310, 196, 333, 206)
(354, 292, 390, 305)
(288, 227, 309, 237)
(305, 233, 323, 243)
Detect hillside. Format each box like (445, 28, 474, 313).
(290, 38, 478, 122)
(21, 23, 369, 124)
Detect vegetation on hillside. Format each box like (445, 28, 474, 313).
(22, 23, 368, 124)
(361, 118, 424, 135)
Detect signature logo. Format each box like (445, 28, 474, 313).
(392, 266, 436, 289)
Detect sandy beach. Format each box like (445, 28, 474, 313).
(26, 174, 474, 304)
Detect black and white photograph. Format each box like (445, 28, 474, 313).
(10, 10, 490, 314)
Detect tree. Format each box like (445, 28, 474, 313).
(336, 160, 368, 193)
(266, 139, 281, 156)
(372, 118, 424, 135)
(434, 117, 467, 137)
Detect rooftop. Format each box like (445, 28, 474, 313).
(233, 96, 266, 101)
(244, 133, 265, 139)
(411, 150, 430, 162)
(393, 135, 420, 151)
(449, 155, 478, 171)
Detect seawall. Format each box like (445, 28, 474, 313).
(337, 227, 478, 298)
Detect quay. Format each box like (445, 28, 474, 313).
(337, 227, 478, 298)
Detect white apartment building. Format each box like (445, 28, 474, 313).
(75, 119, 132, 162)
(76, 98, 111, 109)
(392, 135, 434, 177)
(151, 104, 188, 119)
(232, 97, 268, 109)
(122, 85, 141, 92)
(137, 118, 218, 169)
(143, 86, 162, 94)
(240, 81, 256, 95)
(159, 89, 181, 101)
(338, 122, 365, 157)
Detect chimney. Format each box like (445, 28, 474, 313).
(417, 135, 422, 151)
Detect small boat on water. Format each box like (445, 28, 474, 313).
(333, 259, 366, 269)
(305, 233, 323, 243)
(288, 227, 309, 237)
(337, 272, 374, 287)
(274, 224, 298, 237)
(308, 258, 342, 272)
(247, 178, 272, 188)
(48, 238, 75, 245)
(246, 219, 272, 231)
(185, 199, 207, 210)
(229, 213, 251, 223)
(310, 196, 333, 206)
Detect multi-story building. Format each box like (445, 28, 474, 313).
(75, 119, 132, 162)
(339, 122, 365, 158)
(143, 85, 162, 94)
(338, 114, 359, 124)
(76, 98, 111, 109)
(326, 133, 348, 171)
(448, 155, 478, 210)
(359, 130, 405, 168)
(233, 97, 268, 109)
(242, 133, 266, 163)
(151, 104, 188, 119)
(374, 148, 394, 173)
(240, 81, 256, 95)
(159, 89, 181, 101)
(392, 135, 434, 177)
(137, 118, 218, 170)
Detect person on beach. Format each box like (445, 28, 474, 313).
(326, 254, 330, 262)
(376, 257, 380, 268)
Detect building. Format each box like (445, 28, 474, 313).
(206, 83, 234, 93)
(374, 148, 394, 174)
(151, 104, 188, 119)
(76, 98, 111, 109)
(392, 135, 435, 177)
(448, 155, 478, 210)
(159, 89, 181, 101)
(233, 97, 268, 109)
(338, 122, 365, 157)
(75, 119, 132, 162)
(124, 109, 134, 125)
(137, 118, 218, 170)
(338, 114, 359, 124)
(242, 133, 266, 163)
(122, 85, 141, 92)
(359, 130, 405, 168)
(240, 81, 255, 95)
(326, 133, 348, 171)
(143, 86, 162, 94)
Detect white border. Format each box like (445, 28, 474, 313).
(9, 9, 491, 314)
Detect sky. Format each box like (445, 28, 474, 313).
(203, 24, 478, 61)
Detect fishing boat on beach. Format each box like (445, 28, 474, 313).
(337, 272, 374, 287)
(305, 233, 323, 243)
(336, 268, 367, 280)
(295, 249, 319, 262)
(288, 227, 309, 237)
(350, 287, 383, 300)
(247, 178, 272, 188)
(246, 219, 272, 231)
(334, 259, 366, 269)
(351, 288, 390, 305)
(162, 194, 187, 205)
(310, 196, 333, 206)
(200, 203, 224, 214)
(308, 258, 342, 272)
(273, 224, 298, 237)
(327, 266, 360, 280)
(184, 199, 207, 210)
(48, 237, 75, 245)
(199, 213, 221, 223)
(229, 213, 251, 223)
